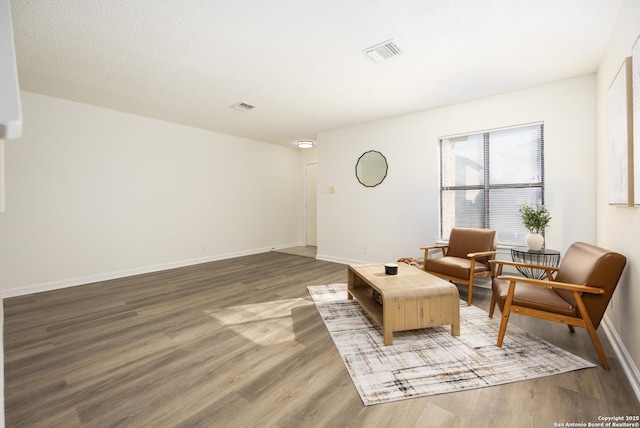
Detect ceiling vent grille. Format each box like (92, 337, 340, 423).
(363, 39, 402, 63)
(230, 102, 256, 112)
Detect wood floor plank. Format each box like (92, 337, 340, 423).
(4, 252, 639, 427)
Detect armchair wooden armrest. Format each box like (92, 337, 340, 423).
(489, 259, 559, 272)
(495, 275, 605, 295)
(420, 244, 448, 257)
(420, 244, 448, 250)
(489, 259, 558, 279)
(467, 250, 497, 258)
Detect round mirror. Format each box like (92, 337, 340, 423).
(355, 150, 388, 187)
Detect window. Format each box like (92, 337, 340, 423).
(439, 123, 544, 247)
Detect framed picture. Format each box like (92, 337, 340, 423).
(607, 57, 633, 206)
(633, 36, 640, 205)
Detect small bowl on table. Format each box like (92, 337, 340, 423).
(384, 263, 398, 275)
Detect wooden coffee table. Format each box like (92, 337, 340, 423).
(347, 263, 460, 345)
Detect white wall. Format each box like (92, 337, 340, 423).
(316, 74, 597, 265)
(0, 91, 305, 295)
(596, 0, 640, 395)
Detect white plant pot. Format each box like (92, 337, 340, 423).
(525, 233, 544, 251)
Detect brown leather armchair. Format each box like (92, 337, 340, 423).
(489, 242, 626, 369)
(421, 227, 498, 306)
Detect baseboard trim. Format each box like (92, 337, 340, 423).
(1, 247, 273, 298)
(601, 315, 640, 403)
(270, 242, 306, 251)
(315, 254, 369, 265)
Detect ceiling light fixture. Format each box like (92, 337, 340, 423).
(296, 140, 314, 149)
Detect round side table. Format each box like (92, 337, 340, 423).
(510, 247, 561, 279)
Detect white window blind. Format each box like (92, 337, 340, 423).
(439, 123, 544, 247)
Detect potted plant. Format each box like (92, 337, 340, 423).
(519, 203, 551, 251)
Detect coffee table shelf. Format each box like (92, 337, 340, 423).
(348, 285, 384, 325)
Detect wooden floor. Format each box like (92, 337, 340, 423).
(273, 246, 317, 258)
(4, 252, 639, 427)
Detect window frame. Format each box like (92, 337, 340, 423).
(438, 122, 545, 246)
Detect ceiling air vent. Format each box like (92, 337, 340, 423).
(230, 102, 256, 112)
(363, 39, 402, 63)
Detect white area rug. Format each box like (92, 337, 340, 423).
(308, 283, 595, 406)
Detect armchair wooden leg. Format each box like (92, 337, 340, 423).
(489, 293, 496, 318)
(496, 281, 516, 347)
(422, 248, 431, 272)
(497, 313, 510, 347)
(467, 279, 473, 306)
(584, 323, 609, 370)
(573, 291, 610, 370)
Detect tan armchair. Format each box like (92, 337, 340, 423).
(421, 227, 498, 306)
(489, 242, 626, 369)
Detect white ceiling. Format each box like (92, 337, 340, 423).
(10, 0, 624, 148)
